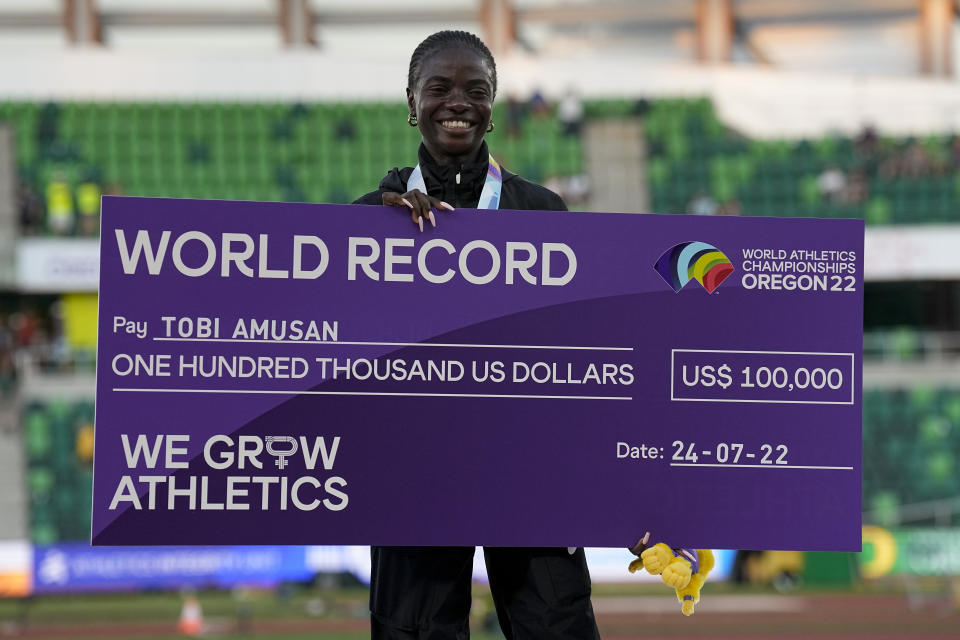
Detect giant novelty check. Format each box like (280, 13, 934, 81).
(92, 197, 863, 550)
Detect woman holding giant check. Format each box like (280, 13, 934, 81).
(353, 30, 601, 640)
(353, 30, 710, 640)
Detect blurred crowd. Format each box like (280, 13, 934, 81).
(686, 192, 742, 217)
(674, 122, 960, 218)
(0, 309, 38, 397)
(817, 126, 959, 205)
(0, 317, 16, 398)
(504, 87, 585, 139)
(0, 299, 85, 397)
(18, 175, 113, 238)
(16, 102, 111, 237)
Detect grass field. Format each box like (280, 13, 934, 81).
(1, 580, 959, 639)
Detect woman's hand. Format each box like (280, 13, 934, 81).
(382, 190, 455, 232)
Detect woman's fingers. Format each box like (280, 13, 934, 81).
(382, 191, 423, 231)
(381, 191, 412, 211)
(410, 190, 445, 232)
(408, 190, 432, 231)
(427, 196, 455, 214)
(382, 190, 452, 232)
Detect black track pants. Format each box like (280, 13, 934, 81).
(370, 546, 600, 640)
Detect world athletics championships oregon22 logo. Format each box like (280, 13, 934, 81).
(654, 241, 734, 294)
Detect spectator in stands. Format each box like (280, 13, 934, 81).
(688, 191, 718, 215)
(505, 94, 526, 138)
(0, 312, 14, 397)
(0, 299, 83, 375)
(632, 97, 651, 116)
(855, 125, 879, 156)
(564, 173, 590, 205)
(353, 30, 601, 640)
(104, 182, 125, 198)
(717, 198, 742, 216)
(899, 140, 935, 178)
(334, 116, 356, 141)
(0, 349, 14, 396)
(76, 180, 101, 236)
(841, 169, 869, 204)
(817, 166, 846, 203)
(528, 87, 550, 117)
(545, 173, 591, 206)
(17, 179, 44, 235)
(47, 299, 70, 371)
(880, 138, 937, 179)
(558, 87, 584, 137)
(0, 313, 10, 351)
(731, 549, 761, 584)
(9, 309, 38, 348)
(44, 172, 75, 234)
(854, 125, 882, 177)
(290, 102, 310, 119)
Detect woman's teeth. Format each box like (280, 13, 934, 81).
(441, 120, 471, 129)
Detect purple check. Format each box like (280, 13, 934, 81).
(92, 196, 863, 551)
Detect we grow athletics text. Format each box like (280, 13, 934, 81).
(109, 434, 348, 513)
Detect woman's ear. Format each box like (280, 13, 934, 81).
(406, 88, 416, 117)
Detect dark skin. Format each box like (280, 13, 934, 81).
(382, 46, 496, 231)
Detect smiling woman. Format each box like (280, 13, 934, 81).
(407, 34, 495, 166)
(353, 30, 567, 230)
(352, 29, 600, 640)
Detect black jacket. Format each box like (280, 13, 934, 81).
(353, 141, 568, 212)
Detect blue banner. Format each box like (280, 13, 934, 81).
(32, 544, 314, 593)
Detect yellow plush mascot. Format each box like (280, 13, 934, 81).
(628, 532, 715, 616)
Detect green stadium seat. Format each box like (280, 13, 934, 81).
(942, 394, 960, 423)
(31, 511, 58, 546)
(28, 467, 54, 498)
(25, 410, 52, 460)
(865, 197, 892, 225)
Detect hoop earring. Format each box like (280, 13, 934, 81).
(408, 114, 418, 126)
(486, 121, 495, 132)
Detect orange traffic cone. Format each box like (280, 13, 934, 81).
(178, 595, 203, 636)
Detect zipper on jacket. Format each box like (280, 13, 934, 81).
(454, 165, 463, 207)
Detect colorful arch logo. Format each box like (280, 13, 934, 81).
(654, 241, 734, 294)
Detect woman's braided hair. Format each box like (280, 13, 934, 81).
(407, 30, 497, 96)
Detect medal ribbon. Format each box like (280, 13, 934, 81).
(406, 154, 503, 210)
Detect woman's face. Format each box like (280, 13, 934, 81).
(407, 46, 494, 165)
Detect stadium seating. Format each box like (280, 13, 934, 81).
(863, 387, 960, 525)
(5, 97, 959, 234)
(1, 100, 584, 235)
(23, 399, 95, 544)
(643, 98, 960, 223)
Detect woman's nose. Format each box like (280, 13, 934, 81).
(445, 90, 470, 110)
